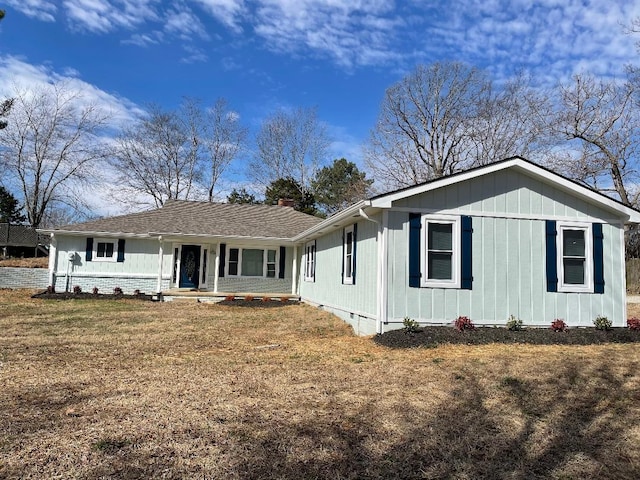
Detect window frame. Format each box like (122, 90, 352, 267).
(225, 246, 279, 278)
(304, 240, 316, 282)
(556, 221, 593, 293)
(420, 215, 461, 289)
(343, 225, 355, 285)
(92, 238, 117, 262)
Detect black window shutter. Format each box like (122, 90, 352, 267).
(218, 243, 226, 278)
(352, 224, 357, 285)
(409, 213, 421, 287)
(117, 239, 125, 262)
(545, 220, 558, 292)
(279, 246, 286, 279)
(341, 229, 345, 284)
(461, 216, 473, 290)
(86, 237, 93, 261)
(593, 223, 605, 294)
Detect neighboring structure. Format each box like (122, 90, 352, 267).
(41, 158, 640, 334)
(0, 223, 49, 258)
(40, 200, 322, 296)
(295, 157, 640, 334)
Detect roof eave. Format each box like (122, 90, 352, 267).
(293, 200, 371, 242)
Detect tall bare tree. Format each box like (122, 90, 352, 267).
(365, 62, 544, 190)
(545, 74, 639, 207)
(0, 82, 110, 228)
(111, 103, 201, 208)
(199, 98, 247, 202)
(365, 62, 489, 189)
(251, 106, 330, 194)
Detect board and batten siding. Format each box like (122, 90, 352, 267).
(52, 236, 173, 294)
(299, 217, 379, 335)
(386, 168, 626, 329)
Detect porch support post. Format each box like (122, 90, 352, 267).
(156, 236, 164, 294)
(213, 243, 220, 293)
(291, 245, 298, 295)
(48, 233, 57, 288)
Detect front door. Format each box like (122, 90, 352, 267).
(179, 245, 201, 288)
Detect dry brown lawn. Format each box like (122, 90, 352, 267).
(2, 290, 640, 479)
(0, 257, 48, 268)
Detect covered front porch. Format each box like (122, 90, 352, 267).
(159, 288, 301, 303)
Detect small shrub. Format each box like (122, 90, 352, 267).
(224, 295, 235, 301)
(72, 285, 82, 294)
(133, 289, 141, 296)
(403, 317, 421, 334)
(506, 315, 523, 331)
(593, 315, 612, 331)
(628, 317, 640, 331)
(46, 285, 55, 294)
(261, 296, 271, 302)
(280, 296, 289, 303)
(244, 295, 254, 302)
(92, 287, 99, 295)
(550, 318, 567, 332)
(113, 286, 123, 295)
(454, 316, 475, 332)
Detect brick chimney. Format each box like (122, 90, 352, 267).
(278, 198, 295, 207)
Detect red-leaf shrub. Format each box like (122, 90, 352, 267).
(551, 319, 567, 332)
(46, 285, 55, 294)
(113, 286, 123, 295)
(261, 296, 271, 302)
(224, 295, 235, 301)
(73, 285, 82, 294)
(92, 287, 99, 295)
(454, 316, 475, 332)
(628, 317, 640, 331)
(244, 295, 254, 302)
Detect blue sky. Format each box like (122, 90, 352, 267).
(2, 0, 640, 215)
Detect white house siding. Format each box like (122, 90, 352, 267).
(386, 168, 626, 330)
(51, 236, 172, 294)
(299, 217, 379, 335)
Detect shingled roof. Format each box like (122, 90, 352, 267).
(48, 200, 323, 240)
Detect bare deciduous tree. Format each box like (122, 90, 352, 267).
(365, 62, 489, 189)
(251, 106, 330, 194)
(365, 62, 545, 190)
(546, 74, 639, 207)
(0, 82, 110, 228)
(199, 98, 247, 202)
(111, 103, 201, 208)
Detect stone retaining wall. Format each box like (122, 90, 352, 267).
(0, 267, 49, 289)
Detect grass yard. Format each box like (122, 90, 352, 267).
(2, 290, 640, 479)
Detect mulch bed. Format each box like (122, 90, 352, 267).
(374, 325, 640, 348)
(217, 299, 298, 308)
(32, 291, 155, 301)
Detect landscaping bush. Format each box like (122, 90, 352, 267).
(73, 285, 82, 294)
(628, 317, 640, 331)
(113, 286, 123, 295)
(454, 316, 475, 332)
(403, 317, 421, 334)
(92, 287, 99, 295)
(506, 315, 523, 331)
(550, 319, 567, 332)
(593, 315, 612, 331)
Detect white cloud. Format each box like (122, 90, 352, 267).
(5, 0, 57, 22)
(165, 4, 210, 41)
(191, 0, 245, 33)
(61, 0, 159, 33)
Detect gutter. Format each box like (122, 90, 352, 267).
(292, 200, 370, 242)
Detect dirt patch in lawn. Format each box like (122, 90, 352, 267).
(2, 289, 640, 479)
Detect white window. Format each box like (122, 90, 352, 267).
(304, 240, 316, 282)
(93, 238, 116, 262)
(421, 216, 460, 288)
(227, 247, 278, 278)
(343, 225, 354, 284)
(557, 222, 593, 293)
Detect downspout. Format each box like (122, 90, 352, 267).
(48, 233, 57, 289)
(156, 236, 164, 296)
(358, 208, 387, 335)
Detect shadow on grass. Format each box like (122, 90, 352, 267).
(220, 361, 639, 479)
(3, 362, 639, 478)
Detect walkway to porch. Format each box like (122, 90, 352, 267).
(160, 288, 300, 303)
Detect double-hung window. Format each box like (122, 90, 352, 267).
(227, 247, 278, 278)
(557, 222, 593, 293)
(94, 239, 116, 262)
(343, 225, 355, 284)
(304, 241, 316, 282)
(421, 216, 461, 288)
